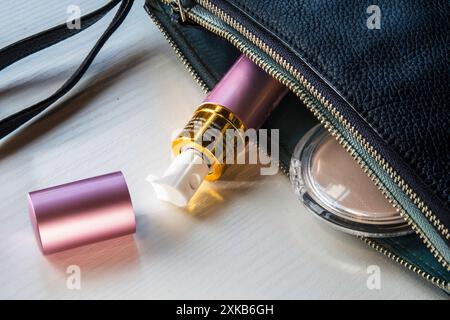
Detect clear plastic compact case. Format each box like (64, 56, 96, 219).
(289, 125, 412, 238)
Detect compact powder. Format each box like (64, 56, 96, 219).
(290, 125, 411, 237)
(310, 135, 397, 224)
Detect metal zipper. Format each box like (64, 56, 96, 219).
(145, 5, 209, 93)
(361, 237, 449, 291)
(149, 1, 449, 288)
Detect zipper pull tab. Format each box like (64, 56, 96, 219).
(170, 0, 195, 23)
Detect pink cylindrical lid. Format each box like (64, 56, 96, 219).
(28, 171, 136, 255)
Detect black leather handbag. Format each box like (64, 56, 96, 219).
(1, 0, 449, 292)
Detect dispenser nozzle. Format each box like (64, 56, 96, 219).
(147, 149, 209, 207)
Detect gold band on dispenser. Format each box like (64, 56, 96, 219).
(172, 103, 246, 181)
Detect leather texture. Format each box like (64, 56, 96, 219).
(145, 1, 450, 288)
(211, 0, 450, 238)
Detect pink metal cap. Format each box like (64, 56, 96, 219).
(28, 171, 136, 255)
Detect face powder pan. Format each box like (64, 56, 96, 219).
(290, 125, 412, 237)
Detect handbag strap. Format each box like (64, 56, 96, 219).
(0, 0, 134, 140)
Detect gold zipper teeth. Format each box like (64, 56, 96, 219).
(189, 0, 450, 262)
(145, 6, 210, 94)
(155, 0, 449, 286)
(361, 237, 450, 292)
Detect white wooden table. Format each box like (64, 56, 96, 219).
(0, 0, 445, 299)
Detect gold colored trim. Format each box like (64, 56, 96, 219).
(172, 103, 246, 181)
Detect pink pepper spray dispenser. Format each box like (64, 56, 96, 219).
(148, 55, 287, 207)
